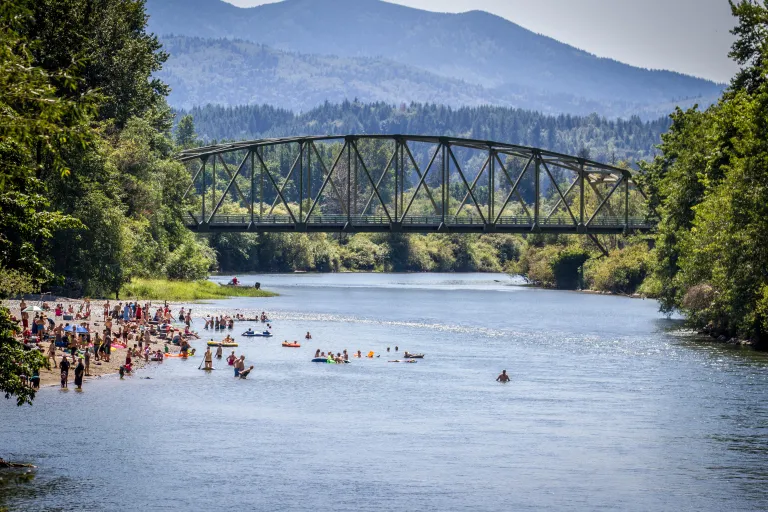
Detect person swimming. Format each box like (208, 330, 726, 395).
(496, 370, 510, 383)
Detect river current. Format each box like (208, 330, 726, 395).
(2, 273, 767, 511)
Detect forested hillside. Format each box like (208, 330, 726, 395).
(181, 102, 670, 164)
(145, 0, 723, 118)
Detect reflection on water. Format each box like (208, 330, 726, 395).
(2, 273, 767, 511)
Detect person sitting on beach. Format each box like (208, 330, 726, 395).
(305, 332, 312, 340)
(239, 365, 254, 379)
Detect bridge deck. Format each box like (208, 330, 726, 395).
(186, 214, 653, 234)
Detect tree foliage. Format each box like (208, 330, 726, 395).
(643, 0, 768, 345)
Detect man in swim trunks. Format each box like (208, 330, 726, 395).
(496, 370, 510, 383)
(204, 347, 213, 370)
(234, 355, 245, 377)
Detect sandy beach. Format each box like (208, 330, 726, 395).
(4, 298, 191, 388)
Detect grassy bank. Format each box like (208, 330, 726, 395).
(120, 279, 277, 301)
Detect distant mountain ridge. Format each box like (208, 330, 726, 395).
(159, 36, 660, 117)
(146, 0, 723, 117)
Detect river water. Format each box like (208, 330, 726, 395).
(2, 273, 767, 511)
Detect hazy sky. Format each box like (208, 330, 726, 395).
(223, 0, 738, 83)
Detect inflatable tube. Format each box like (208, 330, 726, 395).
(241, 332, 272, 337)
(311, 357, 332, 363)
(207, 341, 238, 347)
(282, 342, 301, 348)
(164, 353, 190, 358)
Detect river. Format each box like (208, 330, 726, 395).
(2, 273, 767, 511)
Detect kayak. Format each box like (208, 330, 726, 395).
(242, 332, 272, 337)
(403, 354, 424, 359)
(207, 341, 239, 347)
(282, 342, 301, 348)
(388, 360, 418, 363)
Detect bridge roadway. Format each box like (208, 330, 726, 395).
(186, 214, 652, 234)
(178, 135, 655, 235)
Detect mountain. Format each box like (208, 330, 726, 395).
(146, 0, 723, 117)
(159, 36, 649, 117)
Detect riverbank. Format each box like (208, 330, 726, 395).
(5, 299, 191, 388)
(119, 278, 277, 301)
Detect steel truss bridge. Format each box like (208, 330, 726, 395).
(178, 135, 653, 236)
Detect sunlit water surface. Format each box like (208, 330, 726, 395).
(2, 273, 767, 511)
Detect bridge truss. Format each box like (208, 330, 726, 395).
(178, 135, 652, 236)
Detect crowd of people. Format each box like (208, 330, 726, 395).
(12, 299, 200, 390)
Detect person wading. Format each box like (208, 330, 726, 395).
(74, 358, 85, 390)
(204, 347, 213, 370)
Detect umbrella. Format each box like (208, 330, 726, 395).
(64, 325, 88, 334)
(23, 306, 43, 313)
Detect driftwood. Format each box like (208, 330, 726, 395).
(0, 458, 36, 469)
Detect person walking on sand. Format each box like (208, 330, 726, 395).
(204, 347, 213, 370)
(74, 358, 85, 390)
(84, 347, 91, 376)
(47, 339, 57, 368)
(496, 370, 510, 383)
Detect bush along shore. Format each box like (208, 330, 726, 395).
(119, 279, 277, 301)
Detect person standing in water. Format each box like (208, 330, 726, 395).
(204, 347, 213, 370)
(74, 358, 85, 390)
(496, 370, 510, 383)
(234, 355, 245, 377)
(59, 356, 70, 388)
(215, 346, 223, 359)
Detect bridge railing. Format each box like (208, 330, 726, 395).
(188, 213, 652, 229)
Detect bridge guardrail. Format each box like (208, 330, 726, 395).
(190, 214, 653, 228)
